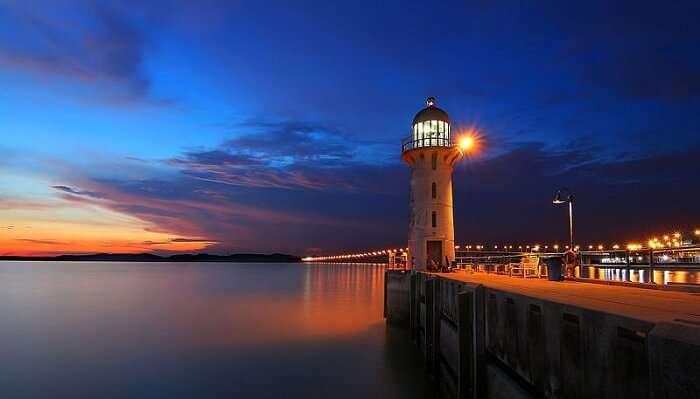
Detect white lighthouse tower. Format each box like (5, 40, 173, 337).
(402, 97, 463, 271)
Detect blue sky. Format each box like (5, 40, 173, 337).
(1, 0, 699, 255)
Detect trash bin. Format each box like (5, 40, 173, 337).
(545, 256, 563, 281)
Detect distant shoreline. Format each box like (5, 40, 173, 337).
(0, 253, 302, 263)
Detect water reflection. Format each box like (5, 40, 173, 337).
(0, 262, 433, 398)
(577, 266, 700, 285)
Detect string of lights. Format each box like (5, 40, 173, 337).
(303, 229, 700, 261)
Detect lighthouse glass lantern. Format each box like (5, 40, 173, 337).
(401, 97, 462, 271)
(405, 97, 451, 151)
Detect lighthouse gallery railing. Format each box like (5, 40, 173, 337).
(401, 136, 455, 152)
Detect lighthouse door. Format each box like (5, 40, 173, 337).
(426, 241, 443, 270)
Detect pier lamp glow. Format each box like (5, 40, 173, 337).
(552, 188, 575, 250)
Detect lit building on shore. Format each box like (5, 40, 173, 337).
(401, 97, 464, 270)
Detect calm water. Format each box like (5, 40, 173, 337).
(0, 262, 434, 398)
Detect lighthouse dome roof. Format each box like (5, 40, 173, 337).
(412, 97, 449, 125)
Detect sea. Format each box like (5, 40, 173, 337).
(0, 261, 435, 398)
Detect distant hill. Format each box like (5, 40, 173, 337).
(0, 252, 301, 263)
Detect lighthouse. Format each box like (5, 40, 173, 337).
(401, 97, 463, 271)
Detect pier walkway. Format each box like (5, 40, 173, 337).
(434, 270, 700, 326)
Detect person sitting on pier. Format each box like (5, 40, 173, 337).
(429, 259, 438, 272)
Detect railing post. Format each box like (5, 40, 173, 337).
(625, 250, 631, 282)
(648, 249, 655, 284)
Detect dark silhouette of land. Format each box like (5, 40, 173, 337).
(0, 253, 301, 262)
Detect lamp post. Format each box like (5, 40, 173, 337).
(552, 189, 574, 251)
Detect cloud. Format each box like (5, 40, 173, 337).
(166, 120, 377, 191)
(52, 185, 106, 199)
(228, 120, 355, 161)
(31, 133, 700, 256)
(143, 237, 219, 245)
(170, 237, 218, 243)
(0, 3, 169, 106)
(16, 238, 67, 245)
(0, 198, 55, 210)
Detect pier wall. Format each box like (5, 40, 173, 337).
(384, 270, 700, 399)
(384, 270, 411, 327)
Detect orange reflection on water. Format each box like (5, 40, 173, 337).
(141, 263, 389, 348)
(578, 266, 700, 285)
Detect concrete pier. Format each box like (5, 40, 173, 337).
(384, 269, 700, 399)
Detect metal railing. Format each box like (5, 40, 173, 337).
(578, 246, 700, 284)
(401, 136, 454, 152)
(453, 246, 700, 285)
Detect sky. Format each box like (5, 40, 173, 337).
(1, 0, 699, 256)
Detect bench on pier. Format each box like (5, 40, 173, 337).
(459, 263, 475, 272)
(509, 256, 541, 278)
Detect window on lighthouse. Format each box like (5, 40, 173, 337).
(432, 182, 436, 199)
(432, 211, 437, 228)
(415, 123, 423, 147)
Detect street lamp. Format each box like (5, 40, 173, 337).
(552, 189, 574, 250)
